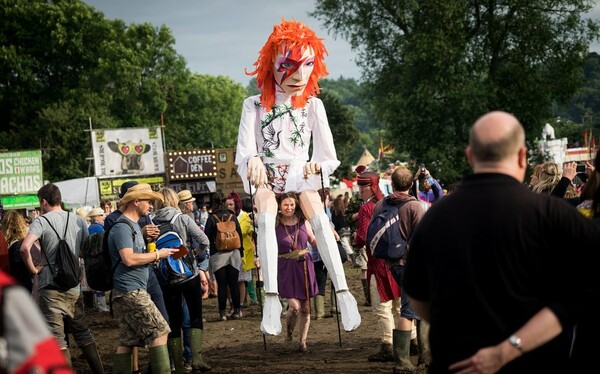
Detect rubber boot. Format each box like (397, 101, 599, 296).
(417, 320, 432, 368)
(361, 279, 371, 306)
(81, 342, 105, 374)
(314, 295, 325, 319)
(368, 342, 394, 362)
(111, 352, 132, 374)
(393, 329, 416, 373)
(329, 286, 339, 315)
(168, 338, 185, 374)
(61, 348, 72, 367)
(190, 328, 211, 372)
(247, 280, 258, 304)
(149, 345, 171, 374)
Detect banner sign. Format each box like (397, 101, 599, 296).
(0, 150, 44, 195)
(167, 149, 217, 181)
(169, 181, 216, 194)
(91, 128, 165, 178)
(0, 194, 39, 209)
(98, 175, 165, 201)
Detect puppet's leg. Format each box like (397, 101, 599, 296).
(299, 190, 361, 332)
(254, 188, 282, 335)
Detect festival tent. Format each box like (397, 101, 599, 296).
(355, 148, 375, 169)
(54, 177, 99, 208)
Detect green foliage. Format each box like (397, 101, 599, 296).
(166, 74, 247, 149)
(318, 91, 360, 179)
(313, 0, 600, 184)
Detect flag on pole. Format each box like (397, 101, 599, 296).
(378, 139, 384, 161)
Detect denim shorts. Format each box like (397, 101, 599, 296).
(389, 264, 419, 320)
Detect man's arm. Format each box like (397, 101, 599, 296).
(118, 247, 178, 267)
(448, 307, 562, 373)
(20, 233, 41, 275)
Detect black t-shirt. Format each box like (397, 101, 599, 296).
(404, 173, 600, 373)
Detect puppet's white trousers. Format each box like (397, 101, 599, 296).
(311, 213, 361, 332)
(257, 211, 282, 335)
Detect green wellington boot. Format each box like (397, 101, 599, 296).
(149, 345, 171, 374)
(190, 328, 211, 372)
(168, 338, 185, 374)
(393, 329, 416, 374)
(81, 343, 104, 374)
(314, 295, 326, 319)
(111, 353, 132, 374)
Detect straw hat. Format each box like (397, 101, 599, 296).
(87, 207, 105, 218)
(119, 183, 164, 205)
(178, 190, 196, 203)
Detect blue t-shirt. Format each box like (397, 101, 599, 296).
(88, 222, 104, 235)
(109, 216, 148, 292)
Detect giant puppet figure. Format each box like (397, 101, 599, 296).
(235, 19, 361, 335)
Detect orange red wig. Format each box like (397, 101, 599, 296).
(246, 19, 328, 111)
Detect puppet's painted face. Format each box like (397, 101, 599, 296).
(273, 46, 315, 96)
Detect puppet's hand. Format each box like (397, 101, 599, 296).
(303, 162, 321, 179)
(247, 156, 267, 188)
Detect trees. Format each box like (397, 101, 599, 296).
(165, 74, 247, 150)
(312, 0, 600, 183)
(0, 0, 246, 182)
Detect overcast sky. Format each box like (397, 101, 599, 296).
(82, 1, 600, 86)
(82, 0, 361, 86)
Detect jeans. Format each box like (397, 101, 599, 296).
(182, 299, 191, 361)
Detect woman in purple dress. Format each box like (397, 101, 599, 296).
(276, 192, 319, 352)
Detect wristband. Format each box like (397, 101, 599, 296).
(155, 250, 160, 263)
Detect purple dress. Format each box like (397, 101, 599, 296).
(276, 219, 319, 300)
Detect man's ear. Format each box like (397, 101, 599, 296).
(518, 146, 528, 169)
(465, 146, 474, 167)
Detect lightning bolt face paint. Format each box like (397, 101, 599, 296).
(274, 46, 315, 96)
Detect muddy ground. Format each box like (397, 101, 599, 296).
(70, 263, 427, 373)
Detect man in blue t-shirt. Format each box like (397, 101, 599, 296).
(108, 183, 178, 372)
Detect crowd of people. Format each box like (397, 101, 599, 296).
(2, 17, 600, 374)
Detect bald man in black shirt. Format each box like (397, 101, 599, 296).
(404, 111, 600, 373)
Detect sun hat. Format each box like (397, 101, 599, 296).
(87, 207, 105, 218)
(119, 183, 164, 205)
(119, 181, 139, 199)
(178, 190, 196, 203)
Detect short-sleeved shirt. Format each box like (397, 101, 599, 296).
(108, 215, 148, 292)
(88, 222, 104, 235)
(28, 211, 88, 290)
(404, 173, 600, 372)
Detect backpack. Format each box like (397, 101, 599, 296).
(366, 199, 412, 261)
(81, 220, 135, 292)
(0, 271, 73, 373)
(40, 213, 81, 290)
(154, 213, 196, 286)
(213, 213, 241, 251)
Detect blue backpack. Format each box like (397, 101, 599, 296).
(154, 213, 196, 285)
(366, 199, 412, 261)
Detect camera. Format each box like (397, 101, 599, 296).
(576, 163, 586, 174)
(420, 163, 426, 173)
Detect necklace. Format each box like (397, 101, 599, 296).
(283, 220, 299, 251)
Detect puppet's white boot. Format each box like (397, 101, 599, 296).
(257, 211, 282, 335)
(311, 213, 361, 331)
